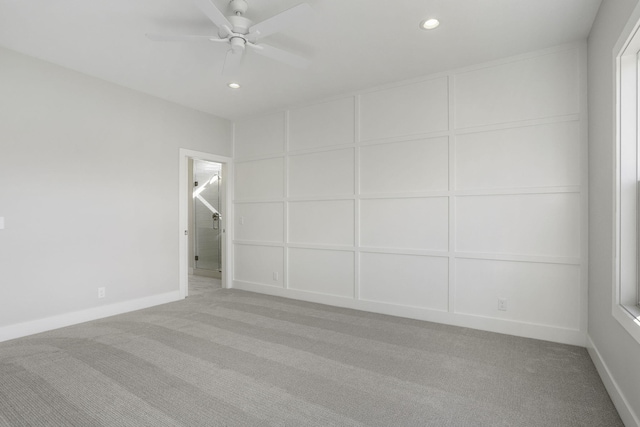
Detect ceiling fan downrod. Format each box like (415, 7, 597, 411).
(230, 0, 248, 16)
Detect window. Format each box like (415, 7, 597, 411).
(615, 19, 640, 344)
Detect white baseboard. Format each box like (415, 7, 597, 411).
(232, 280, 586, 346)
(0, 291, 182, 343)
(587, 336, 640, 427)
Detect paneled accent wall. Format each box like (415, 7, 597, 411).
(232, 45, 586, 345)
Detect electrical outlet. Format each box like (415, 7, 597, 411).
(273, 272, 278, 281)
(240, 216, 244, 225)
(498, 298, 507, 311)
(98, 287, 106, 299)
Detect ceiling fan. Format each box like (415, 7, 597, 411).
(147, 0, 313, 75)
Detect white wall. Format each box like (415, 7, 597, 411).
(587, 0, 640, 425)
(232, 44, 587, 346)
(0, 47, 231, 339)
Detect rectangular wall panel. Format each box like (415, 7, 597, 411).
(289, 148, 354, 197)
(234, 112, 285, 158)
(235, 157, 284, 200)
(360, 197, 449, 251)
(232, 46, 586, 345)
(359, 78, 449, 141)
(289, 97, 355, 151)
(456, 193, 581, 258)
(360, 253, 448, 311)
(456, 121, 581, 190)
(454, 50, 579, 128)
(360, 137, 449, 194)
(289, 248, 354, 297)
(235, 202, 284, 243)
(234, 244, 284, 287)
(455, 258, 581, 330)
(289, 200, 354, 246)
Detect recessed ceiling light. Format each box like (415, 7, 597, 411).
(420, 18, 440, 30)
(228, 82, 241, 89)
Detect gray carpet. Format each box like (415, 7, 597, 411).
(0, 277, 623, 426)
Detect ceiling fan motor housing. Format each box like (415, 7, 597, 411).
(228, 15, 252, 35)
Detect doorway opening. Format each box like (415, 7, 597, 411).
(191, 159, 222, 279)
(179, 149, 232, 298)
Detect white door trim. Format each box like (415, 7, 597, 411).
(179, 149, 233, 298)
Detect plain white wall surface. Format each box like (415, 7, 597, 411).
(587, 0, 640, 425)
(359, 78, 449, 141)
(234, 112, 285, 159)
(234, 158, 284, 200)
(233, 44, 587, 346)
(0, 47, 231, 333)
(455, 122, 581, 190)
(454, 50, 580, 129)
(288, 149, 355, 197)
(360, 137, 449, 194)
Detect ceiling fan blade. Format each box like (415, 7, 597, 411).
(146, 34, 220, 42)
(222, 48, 243, 75)
(248, 3, 313, 41)
(249, 43, 310, 69)
(192, 0, 233, 35)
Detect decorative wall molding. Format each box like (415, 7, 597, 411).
(232, 44, 587, 346)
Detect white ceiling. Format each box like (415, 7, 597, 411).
(0, 0, 601, 120)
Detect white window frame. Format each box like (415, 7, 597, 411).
(614, 12, 640, 345)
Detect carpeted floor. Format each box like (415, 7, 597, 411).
(0, 276, 623, 426)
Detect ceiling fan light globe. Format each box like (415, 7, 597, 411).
(229, 36, 246, 52)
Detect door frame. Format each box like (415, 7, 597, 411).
(179, 149, 233, 298)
